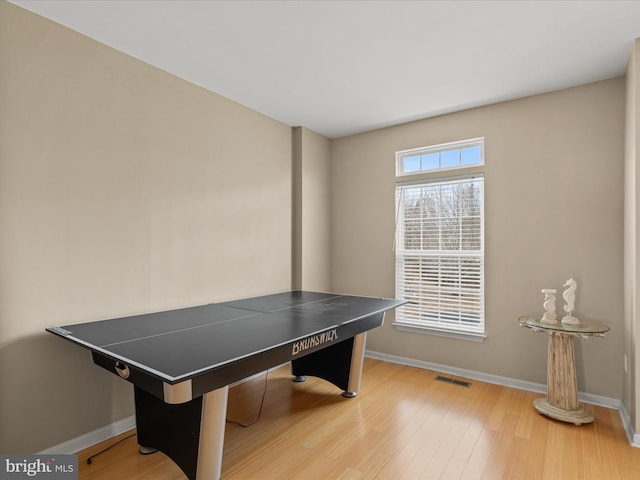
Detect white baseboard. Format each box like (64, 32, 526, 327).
(38, 415, 136, 455)
(365, 349, 638, 446)
(618, 402, 640, 447)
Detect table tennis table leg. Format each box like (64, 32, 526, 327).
(343, 332, 367, 398)
(196, 386, 228, 480)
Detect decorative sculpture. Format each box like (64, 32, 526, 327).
(541, 289, 558, 324)
(562, 278, 580, 325)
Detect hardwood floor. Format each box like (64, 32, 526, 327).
(76, 358, 640, 479)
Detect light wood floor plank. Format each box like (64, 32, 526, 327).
(76, 359, 640, 479)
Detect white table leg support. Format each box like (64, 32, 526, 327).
(196, 386, 229, 480)
(343, 332, 367, 397)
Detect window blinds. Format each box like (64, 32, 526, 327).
(395, 176, 484, 335)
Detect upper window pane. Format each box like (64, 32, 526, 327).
(461, 146, 481, 166)
(440, 150, 459, 169)
(403, 155, 421, 173)
(421, 153, 439, 171)
(396, 138, 484, 176)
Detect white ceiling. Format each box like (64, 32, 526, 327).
(10, 0, 640, 138)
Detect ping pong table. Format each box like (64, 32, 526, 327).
(46, 291, 405, 480)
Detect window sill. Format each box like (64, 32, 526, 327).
(393, 322, 486, 343)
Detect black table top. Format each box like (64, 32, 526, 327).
(47, 291, 404, 383)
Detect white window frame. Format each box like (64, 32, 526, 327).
(396, 137, 484, 177)
(394, 138, 485, 342)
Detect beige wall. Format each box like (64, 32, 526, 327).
(292, 127, 331, 291)
(0, 1, 292, 452)
(624, 39, 640, 434)
(1, 0, 635, 454)
(331, 79, 625, 398)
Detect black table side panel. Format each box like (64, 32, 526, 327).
(291, 337, 355, 392)
(135, 387, 201, 480)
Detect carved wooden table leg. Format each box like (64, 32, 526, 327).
(533, 332, 594, 425)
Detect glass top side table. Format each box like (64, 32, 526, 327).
(519, 315, 609, 425)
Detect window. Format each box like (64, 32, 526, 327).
(397, 138, 483, 176)
(394, 139, 485, 340)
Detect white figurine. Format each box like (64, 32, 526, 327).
(561, 278, 580, 325)
(541, 289, 558, 324)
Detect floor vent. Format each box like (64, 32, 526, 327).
(435, 375, 471, 388)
